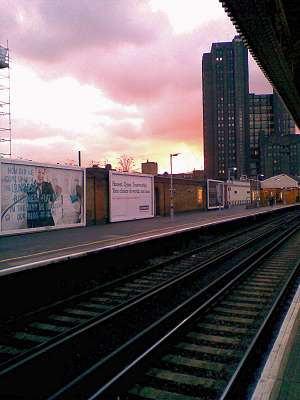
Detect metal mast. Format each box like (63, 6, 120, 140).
(0, 41, 11, 158)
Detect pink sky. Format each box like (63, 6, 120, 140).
(0, 0, 272, 173)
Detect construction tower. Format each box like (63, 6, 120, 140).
(0, 42, 11, 157)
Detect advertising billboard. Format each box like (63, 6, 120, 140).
(109, 171, 154, 222)
(207, 179, 224, 209)
(0, 46, 8, 68)
(0, 160, 85, 234)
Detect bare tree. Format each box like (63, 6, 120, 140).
(88, 159, 109, 168)
(118, 154, 135, 172)
(100, 159, 109, 168)
(88, 160, 100, 167)
(65, 159, 77, 166)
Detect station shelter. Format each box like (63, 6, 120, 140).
(260, 174, 300, 205)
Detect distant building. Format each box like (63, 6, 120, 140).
(202, 36, 298, 180)
(141, 161, 158, 175)
(202, 36, 249, 180)
(273, 91, 295, 137)
(191, 169, 205, 180)
(248, 94, 273, 177)
(171, 170, 204, 180)
(260, 134, 300, 178)
(260, 174, 300, 205)
(248, 91, 295, 177)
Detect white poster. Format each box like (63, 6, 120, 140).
(0, 160, 85, 233)
(207, 179, 224, 209)
(109, 171, 154, 222)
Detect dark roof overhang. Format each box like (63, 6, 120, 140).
(220, 0, 300, 128)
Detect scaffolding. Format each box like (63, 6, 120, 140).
(0, 41, 11, 158)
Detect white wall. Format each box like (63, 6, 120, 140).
(226, 180, 251, 206)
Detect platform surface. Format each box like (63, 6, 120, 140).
(277, 309, 300, 399)
(0, 203, 296, 275)
(252, 284, 300, 400)
(1, 203, 299, 399)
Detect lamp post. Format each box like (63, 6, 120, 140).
(227, 167, 237, 208)
(256, 174, 264, 207)
(228, 167, 237, 181)
(170, 153, 180, 219)
(282, 187, 286, 205)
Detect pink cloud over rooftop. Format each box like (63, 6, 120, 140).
(0, 0, 272, 171)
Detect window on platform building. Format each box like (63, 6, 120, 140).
(197, 188, 203, 207)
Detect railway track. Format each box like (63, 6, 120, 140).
(83, 223, 300, 400)
(0, 213, 295, 365)
(0, 211, 299, 397)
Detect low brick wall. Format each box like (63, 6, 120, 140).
(86, 169, 207, 223)
(154, 176, 206, 216)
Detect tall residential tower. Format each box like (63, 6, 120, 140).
(202, 36, 249, 180)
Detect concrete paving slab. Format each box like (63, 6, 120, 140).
(0, 204, 296, 275)
(251, 284, 300, 400)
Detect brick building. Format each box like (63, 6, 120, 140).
(86, 168, 206, 224)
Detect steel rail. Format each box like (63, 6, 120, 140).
(1, 210, 287, 327)
(0, 212, 297, 376)
(0, 213, 295, 380)
(48, 221, 300, 399)
(0, 217, 299, 399)
(220, 260, 300, 399)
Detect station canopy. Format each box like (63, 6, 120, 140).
(260, 174, 299, 189)
(221, 1, 300, 128)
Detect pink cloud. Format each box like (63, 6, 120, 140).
(1, 1, 274, 168)
(2, 1, 236, 103)
(0, 0, 168, 62)
(249, 55, 272, 94)
(142, 89, 202, 142)
(47, 19, 235, 104)
(12, 120, 61, 139)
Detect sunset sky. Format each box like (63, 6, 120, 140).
(0, 0, 272, 173)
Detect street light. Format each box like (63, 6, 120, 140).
(256, 174, 264, 207)
(227, 167, 237, 208)
(170, 153, 180, 219)
(228, 167, 237, 181)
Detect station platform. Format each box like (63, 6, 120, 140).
(252, 284, 300, 400)
(0, 203, 297, 276)
(0, 203, 299, 398)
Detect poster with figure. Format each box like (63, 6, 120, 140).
(0, 160, 85, 233)
(207, 179, 224, 209)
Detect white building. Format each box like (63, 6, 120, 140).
(225, 179, 251, 206)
